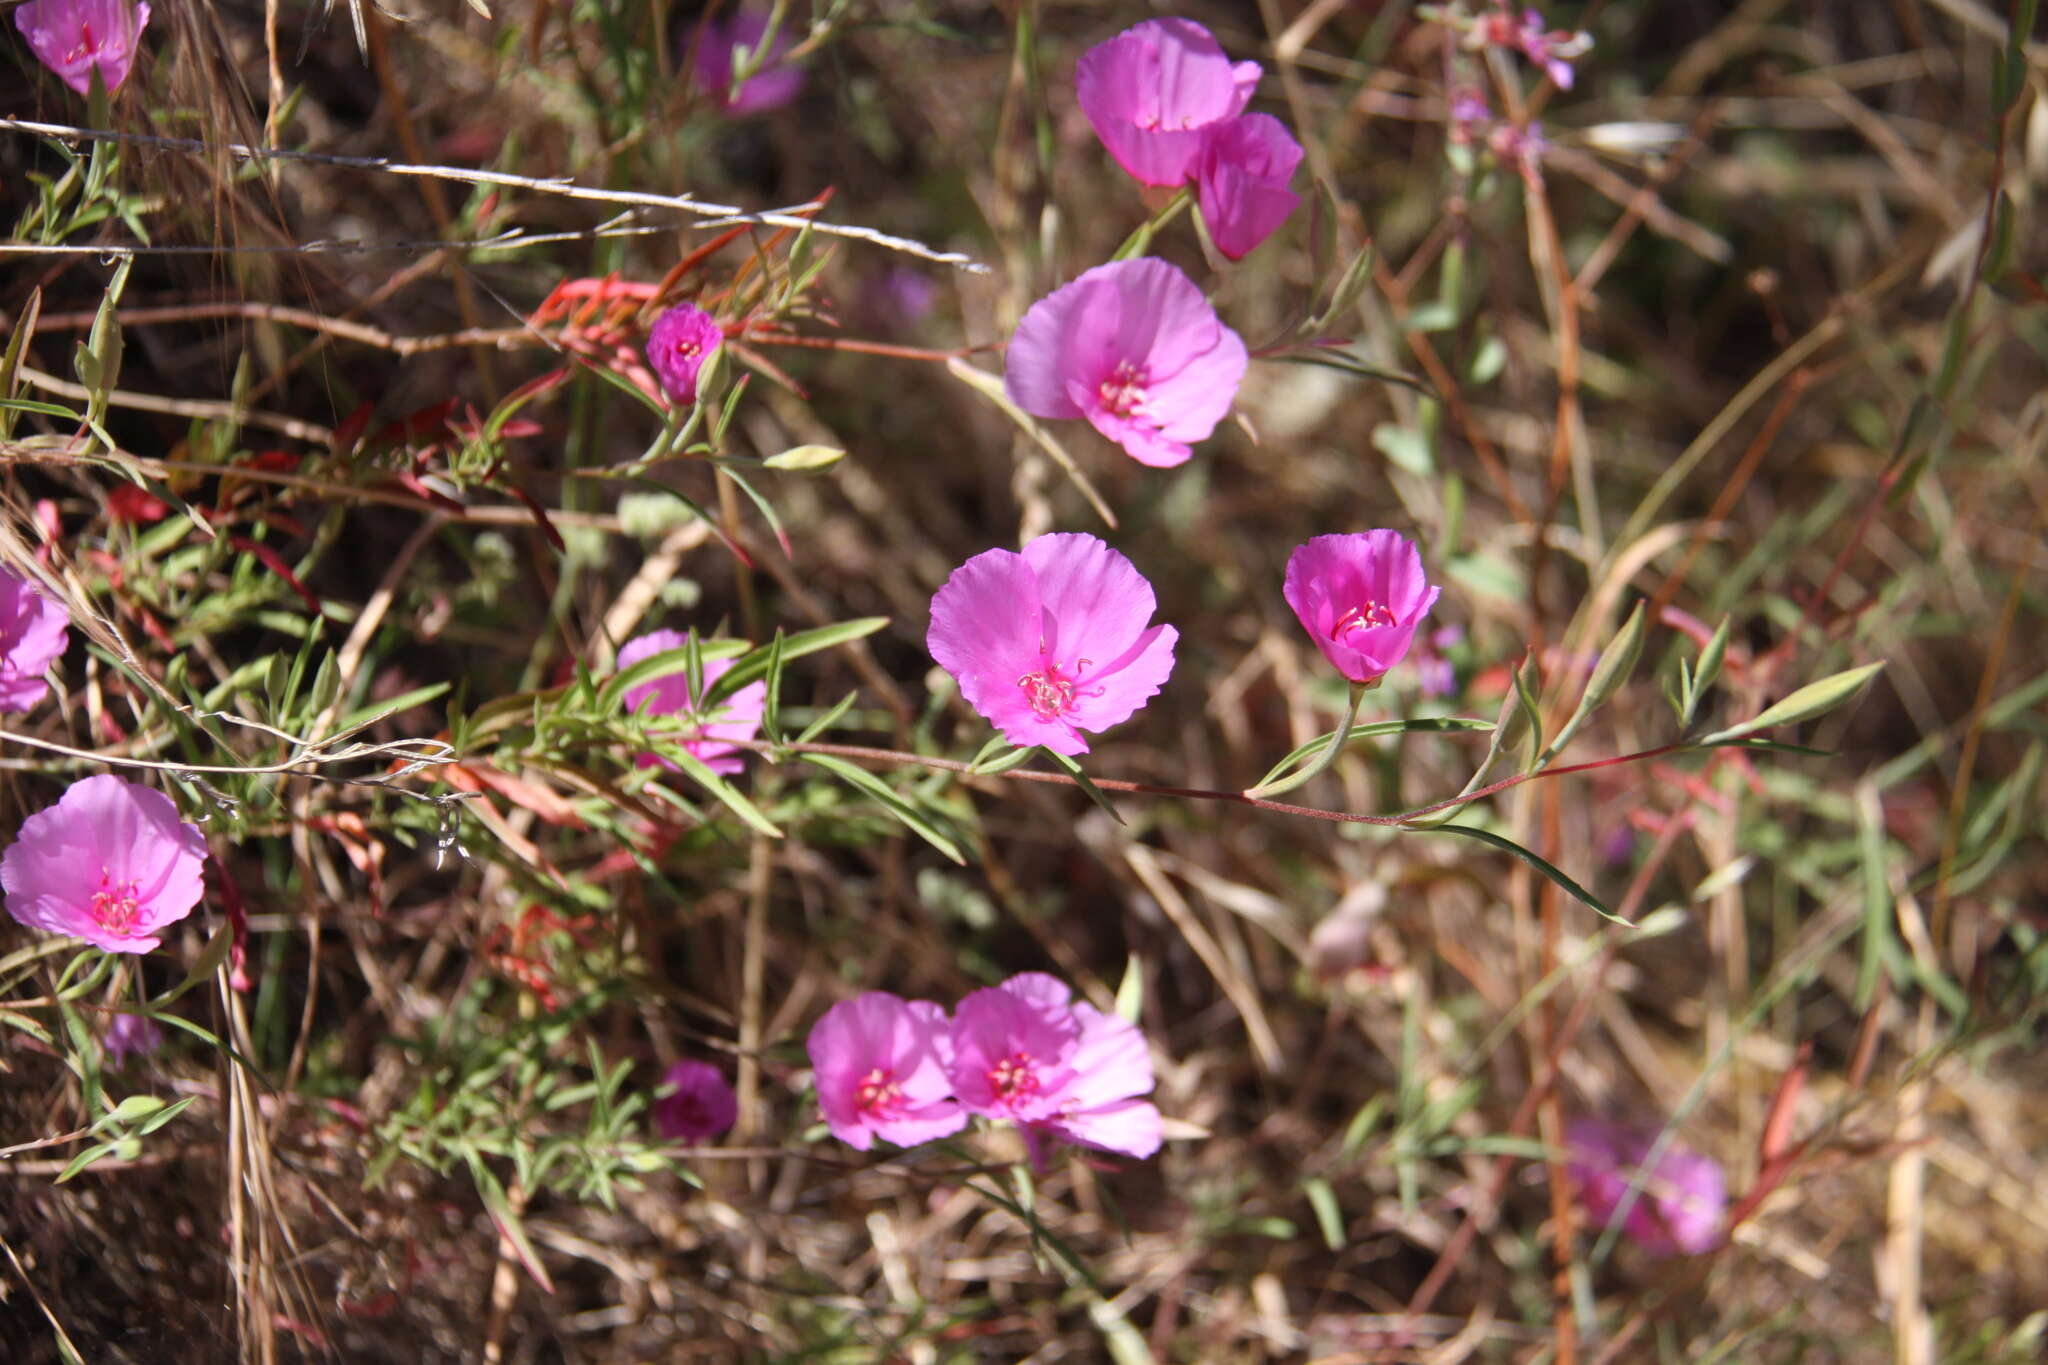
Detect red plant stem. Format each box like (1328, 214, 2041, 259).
(730, 736, 1691, 827)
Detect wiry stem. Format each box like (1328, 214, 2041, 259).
(1242, 681, 1367, 800)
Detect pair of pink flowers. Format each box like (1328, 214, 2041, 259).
(13, 0, 149, 96)
(1078, 18, 1304, 260)
(807, 974, 1162, 1168)
(926, 530, 1441, 756)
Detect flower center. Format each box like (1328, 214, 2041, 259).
(1016, 658, 1092, 721)
(1332, 600, 1398, 639)
(65, 20, 103, 63)
(672, 338, 701, 361)
(89, 871, 143, 937)
(988, 1051, 1040, 1103)
(1096, 361, 1148, 419)
(855, 1067, 903, 1116)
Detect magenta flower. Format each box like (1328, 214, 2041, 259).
(1283, 532, 1442, 686)
(102, 1012, 164, 1066)
(1076, 18, 1260, 187)
(13, 0, 151, 97)
(807, 992, 965, 1152)
(1566, 1118, 1726, 1256)
(1, 775, 207, 955)
(616, 630, 768, 776)
(693, 8, 804, 115)
(652, 1059, 738, 1142)
(1194, 113, 1304, 259)
(1005, 258, 1247, 468)
(948, 973, 1161, 1168)
(0, 566, 70, 713)
(927, 533, 1177, 756)
(645, 305, 723, 408)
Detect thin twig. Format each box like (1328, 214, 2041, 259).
(0, 117, 989, 271)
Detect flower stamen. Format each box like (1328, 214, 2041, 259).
(1096, 361, 1148, 419)
(88, 870, 142, 936)
(856, 1067, 903, 1116)
(1331, 600, 1398, 640)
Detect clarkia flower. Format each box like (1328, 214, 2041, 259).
(653, 1059, 738, 1142)
(1566, 1118, 1726, 1256)
(927, 533, 1177, 756)
(693, 8, 804, 114)
(1283, 532, 1441, 686)
(1194, 112, 1304, 260)
(102, 1012, 164, 1067)
(0, 775, 207, 955)
(1005, 258, 1247, 468)
(807, 992, 965, 1151)
(948, 973, 1161, 1168)
(1076, 18, 1260, 188)
(645, 305, 723, 408)
(13, 0, 150, 97)
(0, 566, 70, 713)
(616, 629, 767, 776)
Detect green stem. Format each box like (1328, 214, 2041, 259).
(1243, 681, 1368, 800)
(1110, 186, 1193, 262)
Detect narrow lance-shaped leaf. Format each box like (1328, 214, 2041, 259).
(1683, 616, 1732, 729)
(1542, 602, 1646, 763)
(1699, 661, 1885, 744)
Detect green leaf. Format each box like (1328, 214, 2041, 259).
(1039, 747, 1124, 826)
(597, 637, 749, 713)
(1684, 616, 1732, 728)
(762, 444, 846, 471)
(1371, 422, 1435, 475)
(657, 744, 783, 838)
(336, 682, 451, 738)
(793, 689, 859, 745)
(1698, 661, 1884, 744)
(1512, 655, 1545, 772)
(1251, 717, 1493, 792)
(1543, 602, 1645, 762)
(798, 752, 966, 863)
(0, 286, 39, 439)
(467, 1157, 555, 1293)
(56, 1139, 123, 1183)
(1412, 822, 1628, 924)
(701, 617, 889, 706)
(1303, 1177, 1345, 1250)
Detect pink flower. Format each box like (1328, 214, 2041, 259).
(13, 0, 151, 97)
(616, 629, 768, 776)
(102, 1012, 163, 1066)
(1283, 532, 1442, 685)
(1, 775, 207, 955)
(807, 992, 965, 1151)
(652, 1059, 738, 1142)
(1194, 113, 1303, 259)
(693, 8, 804, 115)
(0, 566, 70, 713)
(1076, 18, 1261, 187)
(948, 973, 1161, 1168)
(926, 533, 1177, 757)
(645, 305, 723, 407)
(1566, 1118, 1726, 1256)
(1004, 258, 1247, 468)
